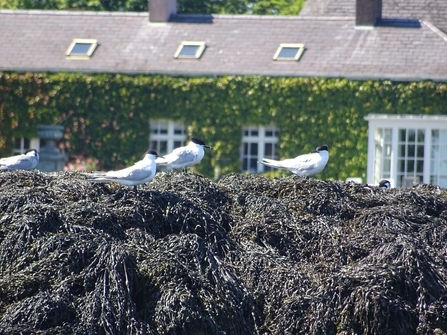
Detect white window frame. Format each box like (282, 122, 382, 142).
(12, 137, 40, 155)
(273, 43, 305, 61)
(241, 125, 279, 173)
(174, 41, 206, 59)
(66, 39, 98, 59)
(365, 114, 447, 187)
(149, 120, 186, 155)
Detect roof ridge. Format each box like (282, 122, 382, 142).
(172, 13, 353, 21)
(0, 9, 147, 16)
(0, 9, 353, 21)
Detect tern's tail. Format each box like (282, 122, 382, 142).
(155, 157, 169, 166)
(258, 158, 284, 170)
(87, 177, 115, 184)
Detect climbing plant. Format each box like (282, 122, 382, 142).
(1, 72, 446, 180)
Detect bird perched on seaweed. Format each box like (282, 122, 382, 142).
(258, 145, 329, 177)
(0, 149, 40, 170)
(86, 150, 158, 192)
(379, 180, 391, 189)
(155, 138, 212, 171)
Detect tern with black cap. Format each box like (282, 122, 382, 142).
(258, 145, 329, 177)
(155, 138, 212, 171)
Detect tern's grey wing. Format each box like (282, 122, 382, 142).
(106, 165, 153, 181)
(163, 148, 198, 166)
(174, 150, 198, 165)
(0, 153, 22, 163)
(0, 155, 35, 170)
(293, 156, 319, 171)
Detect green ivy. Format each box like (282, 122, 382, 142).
(1, 72, 446, 180)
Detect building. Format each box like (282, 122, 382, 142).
(1, 0, 446, 182)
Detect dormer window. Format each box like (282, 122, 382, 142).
(174, 41, 206, 59)
(66, 39, 98, 59)
(273, 43, 305, 61)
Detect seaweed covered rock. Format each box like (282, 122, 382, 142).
(0, 171, 447, 334)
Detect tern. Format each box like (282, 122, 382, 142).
(379, 180, 391, 189)
(258, 145, 329, 177)
(0, 149, 40, 170)
(155, 138, 212, 171)
(86, 150, 158, 191)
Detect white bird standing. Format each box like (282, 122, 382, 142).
(155, 138, 212, 171)
(0, 149, 40, 170)
(258, 145, 329, 177)
(86, 150, 158, 191)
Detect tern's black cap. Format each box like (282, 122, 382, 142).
(191, 138, 211, 148)
(147, 150, 159, 157)
(315, 145, 329, 152)
(191, 138, 206, 145)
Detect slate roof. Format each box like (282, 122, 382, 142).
(301, 0, 447, 32)
(0, 0, 446, 81)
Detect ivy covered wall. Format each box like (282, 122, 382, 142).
(1, 72, 446, 180)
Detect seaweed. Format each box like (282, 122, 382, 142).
(0, 170, 447, 334)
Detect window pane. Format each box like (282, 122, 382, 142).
(250, 130, 259, 137)
(384, 129, 392, 142)
(278, 47, 298, 58)
(398, 144, 406, 158)
(149, 140, 157, 151)
(250, 158, 258, 170)
(439, 176, 447, 188)
(432, 130, 439, 144)
(417, 160, 424, 173)
(399, 129, 406, 141)
(159, 141, 168, 155)
(383, 159, 391, 173)
(430, 130, 447, 187)
(265, 143, 273, 156)
(250, 143, 258, 155)
(71, 43, 91, 55)
(417, 145, 424, 158)
(244, 143, 248, 155)
(179, 45, 199, 57)
(399, 159, 405, 173)
(417, 130, 425, 143)
(408, 145, 415, 157)
(408, 129, 415, 142)
(406, 160, 414, 173)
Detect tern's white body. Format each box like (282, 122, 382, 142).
(259, 145, 329, 177)
(87, 151, 158, 186)
(155, 139, 210, 170)
(0, 149, 40, 170)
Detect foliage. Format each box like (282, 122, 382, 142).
(1, 72, 447, 180)
(0, 0, 305, 14)
(249, 0, 305, 15)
